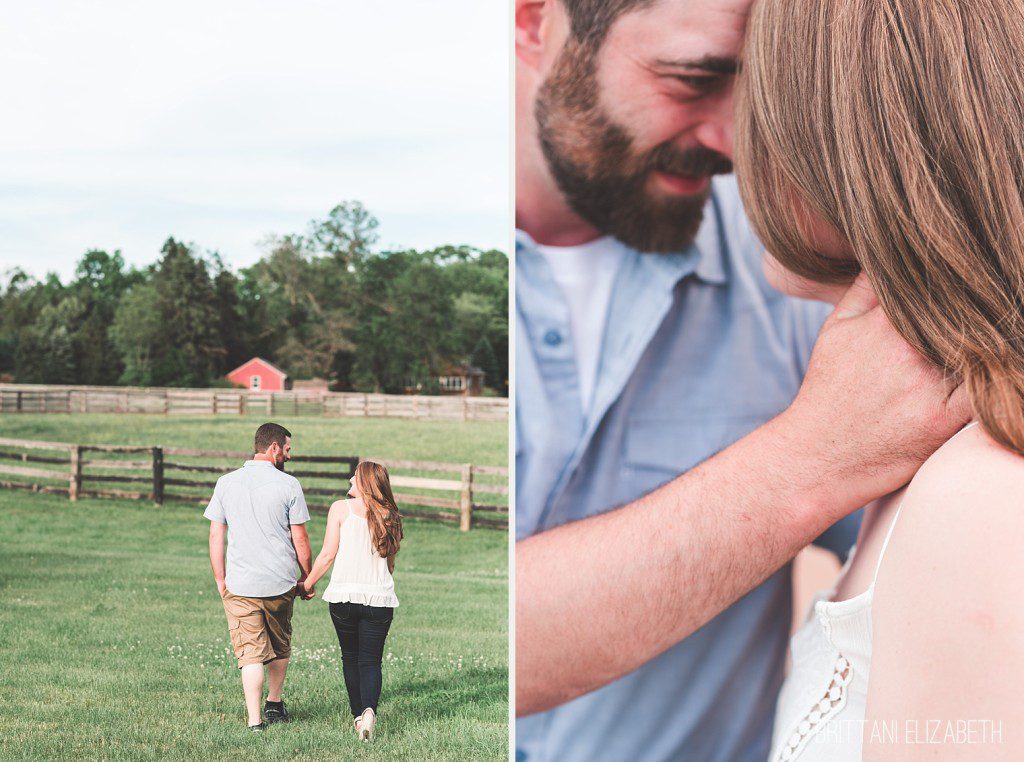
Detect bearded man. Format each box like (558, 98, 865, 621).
(514, 1, 968, 759)
(205, 422, 313, 732)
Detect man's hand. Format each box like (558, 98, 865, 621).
(782, 272, 970, 513)
(297, 575, 315, 600)
(216, 578, 227, 597)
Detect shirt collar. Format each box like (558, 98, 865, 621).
(691, 195, 728, 285)
(243, 459, 276, 468)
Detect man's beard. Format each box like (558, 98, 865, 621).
(535, 40, 733, 253)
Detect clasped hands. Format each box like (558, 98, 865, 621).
(296, 575, 316, 600)
(214, 577, 315, 599)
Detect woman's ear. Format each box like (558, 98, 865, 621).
(516, 0, 549, 72)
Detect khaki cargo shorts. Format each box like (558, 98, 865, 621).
(221, 587, 297, 668)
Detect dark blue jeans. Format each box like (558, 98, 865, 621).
(329, 602, 395, 716)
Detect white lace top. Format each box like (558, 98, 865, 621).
(769, 546, 873, 761)
(770, 421, 980, 761)
(321, 500, 399, 608)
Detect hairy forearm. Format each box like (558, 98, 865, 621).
(292, 534, 313, 577)
(209, 525, 226, 587)
(515, 411, 855, 716)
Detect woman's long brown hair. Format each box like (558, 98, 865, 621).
(737, 0, 1024, 455)
(355, 461, 403, 567)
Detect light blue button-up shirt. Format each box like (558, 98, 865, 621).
(516, 176, 861, 761)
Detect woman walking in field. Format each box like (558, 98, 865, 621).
(300, 460, 403, 741)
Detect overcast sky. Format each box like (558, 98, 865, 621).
(0, 1, 510, 281)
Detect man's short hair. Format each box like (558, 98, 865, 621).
(254, 422, 291, 453)
(561, 0, 656, 46)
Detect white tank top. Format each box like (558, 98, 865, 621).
(321, 500, 399, 608)
(770, 421, 980, 761)
(769, 536, 879, 761)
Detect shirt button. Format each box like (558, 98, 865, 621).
(543, 329, 562, 346)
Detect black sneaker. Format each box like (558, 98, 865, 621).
(264, 700, 289, 724)
(248, 723, 266, 733)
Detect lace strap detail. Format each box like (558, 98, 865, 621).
(774, 655, 853, 761)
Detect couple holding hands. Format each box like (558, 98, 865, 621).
(205, 422, 403, 740)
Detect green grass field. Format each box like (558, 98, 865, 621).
(0, 415, 508, 760)
(0, 414, 507, 467)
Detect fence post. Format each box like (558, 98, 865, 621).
(69, 445, 82, 502)
(152, 447, 164, 507)
(16, 390, 22, 413)
(459, 464, 473, 532)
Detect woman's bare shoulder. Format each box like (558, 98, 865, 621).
(875, 422, 1024, 623)
(867, 424, 1024, 751)
(328, 498, 355, 520)
(899, 423, 1024, 527)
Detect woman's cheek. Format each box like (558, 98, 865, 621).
(762, 251, 846, 305)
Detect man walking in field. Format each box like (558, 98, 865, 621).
(205, 422, 314, 732)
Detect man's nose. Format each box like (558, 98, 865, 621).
(692, 89, 735, 160)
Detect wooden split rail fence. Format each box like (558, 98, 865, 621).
(0, 437, 508, 531)
(0, 385, 508, 422)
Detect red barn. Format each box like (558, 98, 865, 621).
(226, 357, 289, 391)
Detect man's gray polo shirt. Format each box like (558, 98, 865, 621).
(204, 460, 310, 597)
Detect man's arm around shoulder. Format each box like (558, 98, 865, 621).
(516, 277, 970, 715)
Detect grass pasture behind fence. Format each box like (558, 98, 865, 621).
(0, 437, 507, 530)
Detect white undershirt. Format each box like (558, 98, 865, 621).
(536, 236, 626, 414)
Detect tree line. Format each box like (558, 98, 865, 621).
(0, 202, 508, 395)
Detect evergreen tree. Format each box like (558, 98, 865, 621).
(213, 267, 247, 373)
(150, 238, 224, 386)
(471, 337, 501, 392)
